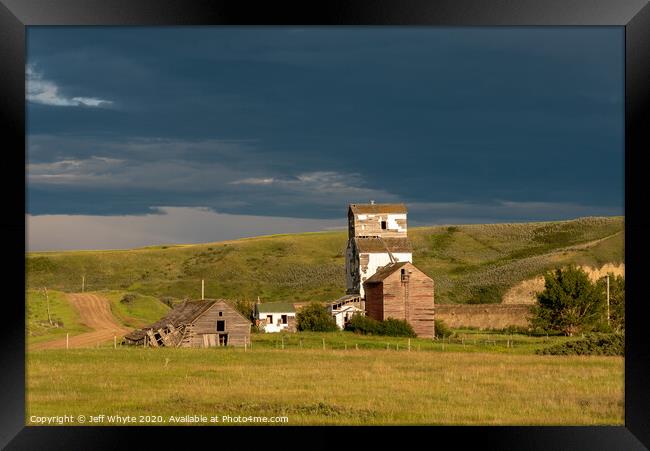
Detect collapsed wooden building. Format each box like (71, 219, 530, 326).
(123, 299, 251, 348)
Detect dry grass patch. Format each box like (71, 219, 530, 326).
(27, 348, 623, 425)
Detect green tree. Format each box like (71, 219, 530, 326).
(595, 274, 625, 332)
(296, 303, 338, 332)
(531, 265, 605, 336)
(233, 299, 255, 322)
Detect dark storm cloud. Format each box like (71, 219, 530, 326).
(27, 27, 624, 228)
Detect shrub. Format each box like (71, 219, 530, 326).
(434, 319, 453, 338)
(233, 299, 256, 322)
(120, 293, 136, 305)
(595, 274, 625, 332)
(160, 296, 175, 308)
(345, 316, 416, 337)
(381, 318, 416, 337)
(345, 315, 381, 335)
(531, 265, 606, 336)
(296, 303, 338, 332)
(536, 333, 624, 356)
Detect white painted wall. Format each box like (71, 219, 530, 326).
(331, 305, 364, 329)
(359, 252, 412, 297)
(386, 213, 407, 233)
(257, 312, 296, 333)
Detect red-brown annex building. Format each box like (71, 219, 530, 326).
(363, 261, 435, 338)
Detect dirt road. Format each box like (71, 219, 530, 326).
(31, 293, 131, 350)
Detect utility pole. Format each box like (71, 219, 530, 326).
(82, 275, 85, 293)
(43, 287, 52, 325)
(606, 275, 610, 327)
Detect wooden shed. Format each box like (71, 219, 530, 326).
(363, 261, 435, 338)
(123, 299, 251, 348)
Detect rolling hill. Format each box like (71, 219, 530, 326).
(26, 216, 624, 305)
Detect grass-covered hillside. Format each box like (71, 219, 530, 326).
(26, 216, 624, 304)
(26, 289, 170, 346)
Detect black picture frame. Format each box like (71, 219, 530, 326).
(2, 0, 648, 449)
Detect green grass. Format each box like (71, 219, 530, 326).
(26, 346, 623, 425)
(26, 289, 91, 345)
(100, 290, 171, 329)
(25, 216, 624, 304)
(247, 330, 580, 354)
(26, 289, 170, 346)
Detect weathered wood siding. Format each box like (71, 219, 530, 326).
(364, 263, 435, 339)
(364, 282, 385, 321)
(382, 268, 434, 339)
(352, 213, 407, 238)
(187, 301, 251, 348)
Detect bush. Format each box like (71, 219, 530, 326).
(345, 315, 381, 335)
(296, 303, 338, 332)
(595, 274, 625, 332)
(531, 265, 606, 336)
(120, 293, 136, 305)
(381, 318, 417, 338)
(233, 299, 256, 322)
(345, 316, 416, 337)
(536, 333, 624, 356)
(160, 296, 175, 308)
(434, 319, 453, 338)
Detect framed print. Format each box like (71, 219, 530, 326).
(2, 0, 649, 448)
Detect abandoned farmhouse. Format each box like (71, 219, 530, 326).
(254, 302, 297, 333)
(126, 202, 436, 347)
(124, 299, 251, 347)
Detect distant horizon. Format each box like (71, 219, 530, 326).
(26, 211, 624, 252)
(27, 27, 623, 250)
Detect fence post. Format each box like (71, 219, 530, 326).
(114, 335, 117, 349)
(408, 339, 411, 351)
(355, 343, 358, 351)
(66, 333, 69, 350)
(322, 338, 325, 350)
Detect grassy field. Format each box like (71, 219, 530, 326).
(247, 329, 582, 354)
(26, 289, 91, 345)
(25, 216, 624, 304)
(26, 346, 623, 425)
(26, 289, 169, 346)
(101, 290, 170, 329)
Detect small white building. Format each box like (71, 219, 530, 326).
(328, 295, 364, 330)
(255, 302, 296, 333)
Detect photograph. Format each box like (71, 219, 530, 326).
(23, 25, 627, 428)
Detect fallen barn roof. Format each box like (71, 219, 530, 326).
(364, 261, 412, 284)
(349, 203, 407, 214)
(354, 237, 412, 253)
(124, 299, 236, 341)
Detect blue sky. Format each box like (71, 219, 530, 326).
(26, 27, 624, 250)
